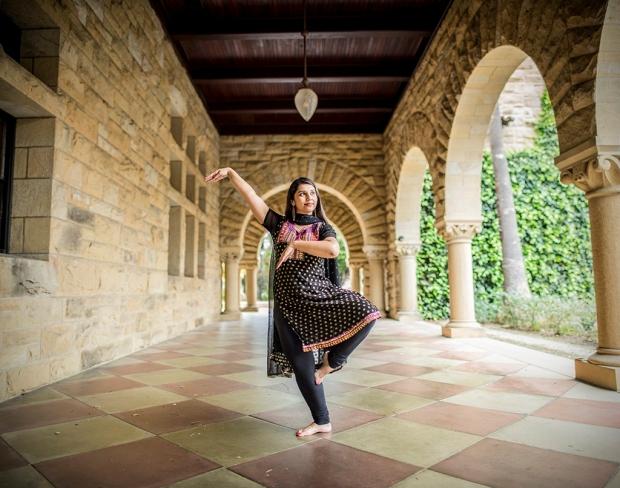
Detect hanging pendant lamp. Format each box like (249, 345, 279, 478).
(295, 0, 318, 121)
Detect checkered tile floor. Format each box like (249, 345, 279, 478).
(1, 310, 619, 487)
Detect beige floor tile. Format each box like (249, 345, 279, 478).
(0, 388, 67, 409)
(393, 469, 490, 487)
(417, 370, 500, 387)
(403, 357, 465, 369)
(2, 415, 151, 463)
(332, 417, 480, 467)
(199, 388, 301, 415)
(221, 370, 290, 387)
(163, 416, 313, 467)
(444, 389, 553, 414)
(169, 467, 264, 487)
(563, 383, 620, 403)
(152, 357, 225, 368)
(0, 465, 54, 487)
(78, 386, 188, 413)
(490, 416, 620, 463)
(509, 365, 569, 379)
(329, 388, 434, 415)
(605, 470, 620, 488)
(476, 353, 526, 365)
(328, 369, 405, 387)
(124, 369, 209, 385)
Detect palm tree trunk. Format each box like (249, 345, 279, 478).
(489, 105, 531, 297)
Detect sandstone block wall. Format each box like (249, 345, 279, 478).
(0, 0, 221, 402)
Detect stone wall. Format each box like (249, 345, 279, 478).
(494, 57, 547, 152)
(0, 0, 221, 401)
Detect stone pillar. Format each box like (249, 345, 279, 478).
(441, 222, 484, 338)
(221, 246, 243, 320)
(395, 241, 421, 319)
(244, 264, 259, 311)
(363, 245, 387, 314)
(348, 260, 364, 293)
(559, 145, 620, 390)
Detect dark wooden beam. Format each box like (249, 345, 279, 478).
(195, 76, 407, 85)
(217, 124, 385, 135)
(190, 64, 413, 80)
(173, 30, 429, 42)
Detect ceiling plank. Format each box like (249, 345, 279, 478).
(172, 30, 429, 42)
(195, 76, 408, 85)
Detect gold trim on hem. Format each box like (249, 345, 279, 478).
(302, 311, 382, 352)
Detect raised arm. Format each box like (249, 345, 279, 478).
(205, 167, 269, 224)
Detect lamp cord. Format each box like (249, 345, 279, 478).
(303, 0, 308, 87)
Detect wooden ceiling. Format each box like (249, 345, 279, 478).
(150, 0, 451, 134)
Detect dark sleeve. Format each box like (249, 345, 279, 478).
(319, 221, 337, 240)
(261, 208, 284, 235)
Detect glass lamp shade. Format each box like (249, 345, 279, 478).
(294, 87, 318, 121)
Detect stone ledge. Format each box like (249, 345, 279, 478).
(575, 359, 620, 392)
(0, 50, 62, 118)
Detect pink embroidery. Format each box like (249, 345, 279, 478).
(275, 221, 321, 269)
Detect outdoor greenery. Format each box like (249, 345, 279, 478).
(416, 92, 596, 336)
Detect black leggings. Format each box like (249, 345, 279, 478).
(274, 306, 375, 425)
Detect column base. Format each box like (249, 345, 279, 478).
(242, 306, 259, 312)
(575, 358, 620, 391)
(220, 311, 241, 321)
(442, 321, 485, 338)
(398, 311, 423, 322)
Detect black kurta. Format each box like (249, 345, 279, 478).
(262, 208, 381, 376)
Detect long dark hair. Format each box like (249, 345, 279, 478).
(284, 177, 328, 221)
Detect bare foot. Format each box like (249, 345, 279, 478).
(314, 351, 335, 385)
(295, 422, 332, 437)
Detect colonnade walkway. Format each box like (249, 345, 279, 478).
(1, 310, 619, 487)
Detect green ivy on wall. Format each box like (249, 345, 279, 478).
(416, 92, 594, 320)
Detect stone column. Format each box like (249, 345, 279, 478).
(559, 145, 620, 390)
(363, 245, 387, 314)
(441, 222, 484, 337)
(244, 264, 259, 311)
(348, 260, 365, 293)
(221, 246, 243, 320)
(395, 241, 421, 319)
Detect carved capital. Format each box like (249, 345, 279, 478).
(394, 241, 421, 256)
(362, 245, 387, 260)
(556, 141, 620, 195)
(348, 259, 366, 268)
(221, 246, 243, 263)
(441, 221, 482, 242)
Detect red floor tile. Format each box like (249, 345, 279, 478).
(102, 362, 173, 375)
(453, 361, 526, 375)
(377, 378, 470, 400)
(35, 437, 219, 488)
(533, 397, 620, 428)
(114, 399, 242, 434)
(133, 351, 190, 361)
(432, 438, 618, 488)
(204, 351, 262, 361)
(398, 402, 523, 436)
(0, 438, 27, 471)
(0, 399, 103, 434)
(53, 376, 145, 397)
(230, 439, 419, 488)
(485, 376, 577, 397)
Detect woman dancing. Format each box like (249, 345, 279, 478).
(205, 168, 381, 437)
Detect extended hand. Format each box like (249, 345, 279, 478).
(205, 168, 231, 183)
